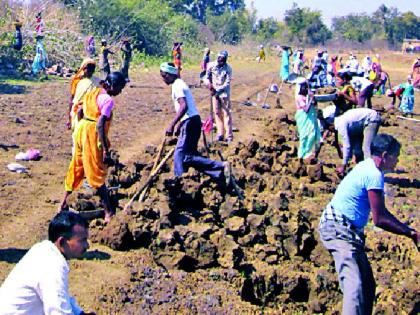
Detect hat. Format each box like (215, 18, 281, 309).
(203, 47, 210, 53)
(160, 62, 178, 75)
(101, 39, 107, 43)
(260, 45, 264, 49)
(218, 50, 228, 59)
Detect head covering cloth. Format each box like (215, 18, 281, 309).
(160, 62, 178, 75)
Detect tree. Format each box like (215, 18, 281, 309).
(166, 0, 245, 23)
(332, 14, 376, 43)
(206, 8, 252, 44)
(284, 3, 331, 45)
(256, 17, 280, 41)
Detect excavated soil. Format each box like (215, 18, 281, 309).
(0, 52, 419, 314)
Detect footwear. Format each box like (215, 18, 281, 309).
(223, 162, 232, 187)
(217, 135, 224, 142)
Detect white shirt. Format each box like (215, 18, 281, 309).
(334, 108, 381, 164)
(171, 78, 199, 122)
(0, 240, 83, 315)
(351, 77, 373, 91)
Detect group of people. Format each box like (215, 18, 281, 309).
(292, 49, 418, 315)
(1, 40, 418, 315)
(86, 36, 132, 82)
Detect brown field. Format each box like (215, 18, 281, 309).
(0, 50, 419, 314)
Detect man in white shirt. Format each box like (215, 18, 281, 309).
(206, 50, 233, 143)
(160, 62, 231, 185)
(0, 212, 95, 315)
(320, 108, 381, 177)
(351, 76, 375, 108)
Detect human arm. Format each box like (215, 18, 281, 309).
(38, 264, 84, 314)
(166, 97, 187, 136)
(369, 189, 418, 248)
(97, 115, 111, 164)
(216, 66, 232, 94)
(336, 124, 350, 176)
(67, 95, 74, 129)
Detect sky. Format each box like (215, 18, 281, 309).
(244, 0, 420, 26)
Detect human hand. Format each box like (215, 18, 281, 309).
(408, 229, 419, 250)
(336, 165, 345, 177)
(103, 150, 112, 165)
(165, 125, 174, 137)
(174, 124, 181, 136)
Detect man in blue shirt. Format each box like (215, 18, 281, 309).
(318, 134, 418, 315)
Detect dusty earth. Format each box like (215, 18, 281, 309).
(0, 51, 419, 314)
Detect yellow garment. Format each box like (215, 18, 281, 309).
(259, 49, 266, 60)
(70, 77, 100, 132)
(70, 58, 96, 96)
(65, 88, 112, 191)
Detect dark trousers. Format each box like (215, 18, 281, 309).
(174, 115, 224, 179)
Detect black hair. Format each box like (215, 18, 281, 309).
(104, 71, 126, 90)
(48, 212, 88, 242)
(337, 71, 352, 81)
(370, 134, 401, 157)
(85, 63, 96, 73)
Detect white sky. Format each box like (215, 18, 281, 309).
(245, 0, 420, 26)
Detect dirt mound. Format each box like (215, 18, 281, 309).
(66, 108, 417, 313)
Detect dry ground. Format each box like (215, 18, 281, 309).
(0, 51, 418, 314)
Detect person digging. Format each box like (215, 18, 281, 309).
(318, 134, 418, 315)
(59, 72, 127, 223)
(160, 62, 232, 187)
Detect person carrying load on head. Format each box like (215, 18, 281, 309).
(172, 42, 183, 78)
(206, 50, 233, 144)
(60, 72, 127, 223)
(12, 19, 23, 51)
(99, 39, 114, 79)
(120, 38, 132, 82)
(280, 46, 293, 82)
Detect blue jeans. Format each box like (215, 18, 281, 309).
(174, 115, 224, 179)
(319, 221, 375, 315)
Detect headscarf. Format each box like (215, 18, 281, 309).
(160, 62, 178, 75)
(295, 77, 307, 98)
(70, 58, 96, 95)
(218, 50, 229, 59)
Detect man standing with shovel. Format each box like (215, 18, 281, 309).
(160, 62, 231, 185)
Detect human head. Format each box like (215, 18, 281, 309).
(260, 44, 264, 49)
(204, 47, 210, 55)
(160, 62, 178, 85)
(79, 58, 96, 78)
(317, 51, 323, 58)
(101, 39, 107, 46)
(337, 71, 352, 86)
(217, 50, 228, 66)
(407, 75, 413, 83)
(371, 134, 401, 171)
(295, 77, 308, 97)
(48, 212, 89, 259)
(103, 71, 126, 96)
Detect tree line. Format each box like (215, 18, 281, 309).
(61, 1, 418, 51)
